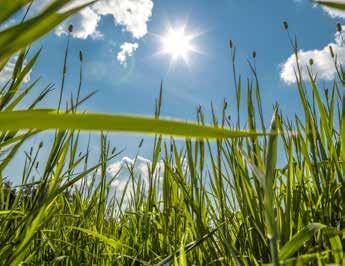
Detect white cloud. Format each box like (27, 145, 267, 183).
(74, 174, 95, 189)
(0, 62, 15, 84)
(117, 42, 138, 65)
(280, 26, 345, 84)
(0, 58, 31, 85)
(107, 156, 164, 202)
(71, 154, 189, 209)
(31, 0, 101, 39)
(93, 0, 154, 39)
(34, 0, 154, 65)
(56, 6, 102, 40)
(38, 0, 154, 39)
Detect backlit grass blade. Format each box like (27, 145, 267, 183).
(279, 223, 326, 261)
(315, 1, 345, 10)
(0, 1, 95, 59)
(264, 108, 279, 266)
(155, 228, 218, 266)
(341, 95, 345, 175)
(68, 226, 133, 250)
(0, 210, 24, 216)
(0, 0, 31, 24)
(329, 231, 343, 264)
(0, 110, 269, 139)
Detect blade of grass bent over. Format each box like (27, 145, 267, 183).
(279, 223, 326, 261)
(314, 1, 345, 10)
(0, 110, 270, 139)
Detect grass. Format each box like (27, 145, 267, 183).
(0, 0, 344, 265)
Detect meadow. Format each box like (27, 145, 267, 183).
(0, 1, 344, 265)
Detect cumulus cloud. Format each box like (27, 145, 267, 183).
(280, 26, 345, 84)
(55, 6, 102, 40)
(106, 156, 189, 196)
(0, 58, 31, 84)
(72, 155, 189, 209)
(33, 0, 154, 64)
(93, 0, 154, 39)
(41, 0, 154, 39)
(107, 156, 164, 202)
(117, 42, 139, 66)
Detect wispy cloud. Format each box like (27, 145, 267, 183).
(117, 42, 139, 66)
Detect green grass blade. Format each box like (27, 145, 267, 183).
(0, 0, 31, 24)
(264, 108, 279, 266)
(0, 1, 94, 59)
(155, 228, 218, 266)
(68, 226, 134, 251)
(279, 223, 326, 261)
(0, 210, 24, 216)
(0, 110, 269, 139)
(315, 1, 345, 10)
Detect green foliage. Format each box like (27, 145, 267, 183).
(279, 223, 326, 261)
(0, 1, 344, 265)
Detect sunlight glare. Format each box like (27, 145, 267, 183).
(158, 24, 200, 65)
(162, 27, 193, 61)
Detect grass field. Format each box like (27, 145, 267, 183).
(0, 1, 345, 265)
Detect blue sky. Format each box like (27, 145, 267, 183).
(27, 0, 341, 118)
(2, 0, 345, 183)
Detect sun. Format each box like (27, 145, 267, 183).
(157, 25, 200, 65)
(162, 27, 193, 61)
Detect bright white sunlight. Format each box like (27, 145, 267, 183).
(160, 26, 196, 63)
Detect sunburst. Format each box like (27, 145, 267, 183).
(156, 24, 202, 66)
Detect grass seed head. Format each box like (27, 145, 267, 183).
(337, 23, 342, 32)
(68, 24, 74, 33)
(283, 21, 289, 30)
(329, 45, 334, 58)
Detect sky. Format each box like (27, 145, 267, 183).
(2, 0, 345, 187)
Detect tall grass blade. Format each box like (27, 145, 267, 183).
(279, 223, 326, 261)
(0, 110, 269, 139)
